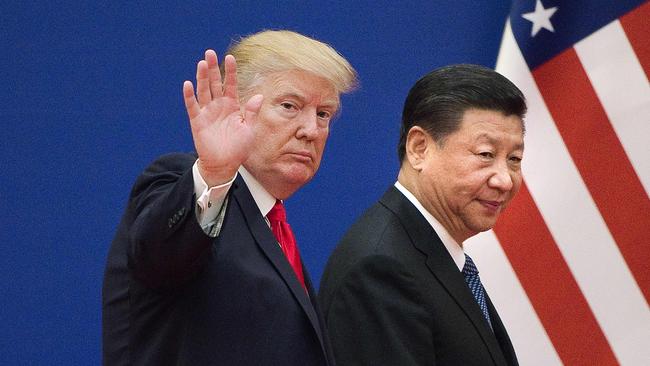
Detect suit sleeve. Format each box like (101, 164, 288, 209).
(325, 255, 436, 366)
(126, 153, 220, 289)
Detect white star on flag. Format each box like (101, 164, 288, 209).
(522, 0, 559, 37)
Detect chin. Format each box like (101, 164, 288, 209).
(466, 218, 498, 234)
(284, 165, 315, 183)
(287, 175, 313, 188)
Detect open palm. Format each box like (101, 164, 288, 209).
(183, 51, 263, 186)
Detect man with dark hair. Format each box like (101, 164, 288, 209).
(319, 64, 525, 365)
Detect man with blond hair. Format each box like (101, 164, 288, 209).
(102, 30, 357, 366)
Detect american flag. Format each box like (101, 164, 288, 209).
(465, 1, 650, 365)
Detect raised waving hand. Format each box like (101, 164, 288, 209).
(183, 50, 263, 187)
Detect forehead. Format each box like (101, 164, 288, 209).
(259, 70, 340, 107)
(454, 109, 524, 147)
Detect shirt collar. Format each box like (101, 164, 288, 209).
(239, 167, 277, 217)
(394, 181, 466, 271)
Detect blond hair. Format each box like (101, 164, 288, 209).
(225, 30, 358, 99)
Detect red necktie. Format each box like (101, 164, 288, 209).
(267, 200, 306, 289)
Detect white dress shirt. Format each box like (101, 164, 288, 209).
(394, 181, 466, 271)
(192, 160, 276, 237)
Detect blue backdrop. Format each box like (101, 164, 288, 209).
(2, 1, 510, 364)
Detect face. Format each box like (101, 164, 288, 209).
(243, 70, 339, 199)
(414, 109, 524, 242)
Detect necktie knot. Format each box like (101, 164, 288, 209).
(267, 200, 305, 290)
(462, 254, 479, 276)
(267, 200, 287, 222)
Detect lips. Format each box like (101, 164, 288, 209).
(478, 199, 502, 213)
(286, 150, 313, 162)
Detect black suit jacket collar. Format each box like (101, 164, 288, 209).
(379, 186, 512, 366)
(230, 175, 329, 360)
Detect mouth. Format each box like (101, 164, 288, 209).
(286, 151, 313, 162)
(478, 199, 502, 213)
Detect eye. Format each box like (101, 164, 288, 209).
(509, 155, 523, 163)
(317, 110, 331, 119)
(280, 102, 297, 110)
(478, 152, 494, 159)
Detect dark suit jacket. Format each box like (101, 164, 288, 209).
(103, 153, 334, 366)
(319, 186, 518, 366)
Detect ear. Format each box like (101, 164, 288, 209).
(405, 126, 432, 171)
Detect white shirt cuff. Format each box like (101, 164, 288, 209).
(192, 160, 237, 229)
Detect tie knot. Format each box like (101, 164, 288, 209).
(267, 200, 287, 222)
(462, 254, 479, 276)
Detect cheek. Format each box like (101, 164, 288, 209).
(259, 128, 288, 148)
(256, 109, 289, 137)
(510, 173, 524, 194)
(314, 131, 329, 153)
(454, 170, 487, 194)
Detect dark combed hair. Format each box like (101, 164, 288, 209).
(397, 64, 527, 163)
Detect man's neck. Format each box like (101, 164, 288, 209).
(397, 168, 471, 244)
(239, 167, 277, 217)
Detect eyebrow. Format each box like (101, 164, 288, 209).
(475, 133, 524, 150)
(275, 91, 340, 110)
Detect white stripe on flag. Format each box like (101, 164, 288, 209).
(465, 230, 562, 366)
(496, 20, 650, 365)
(575, 19, 650, 197)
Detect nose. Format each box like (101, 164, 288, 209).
(295, 111, 320, 140)
(488, 161, 514, 192)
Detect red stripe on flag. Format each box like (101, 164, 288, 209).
(620, 1, 650, 77)
(532, 48, 650, 303)
(494, 183, 618, 365)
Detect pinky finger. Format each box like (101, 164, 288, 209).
(183, 81, 201, 120)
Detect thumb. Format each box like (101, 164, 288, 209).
(243, 94, 263, 127)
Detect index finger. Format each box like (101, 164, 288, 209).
(183, 81, 200, 120)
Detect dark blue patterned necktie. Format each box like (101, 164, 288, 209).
(462, 254, 493, 329)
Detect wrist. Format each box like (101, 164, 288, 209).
(197, 159, 239, 187)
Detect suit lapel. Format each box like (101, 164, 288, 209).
(380, 186, 509, 366)
(303, 264, 333, 363)
(486, 293, 519, 365)
(231, 177, 327, 356)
